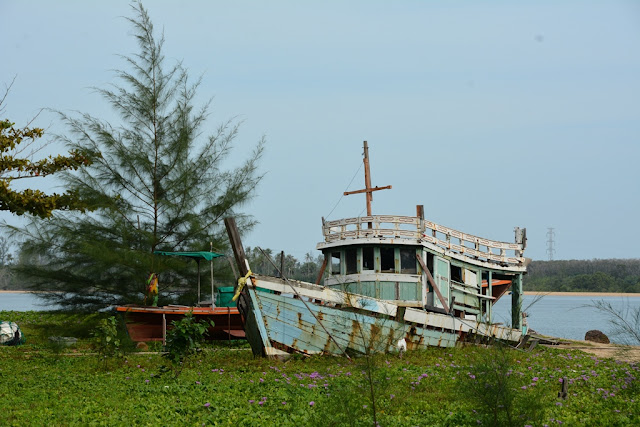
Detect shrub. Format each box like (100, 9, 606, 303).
(164, 311, 213, 375)
(92, 316, 123, 369)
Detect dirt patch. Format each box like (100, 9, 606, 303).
(545, 339, 640, 363)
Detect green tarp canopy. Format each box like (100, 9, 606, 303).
(153, 251, 226, 305)
(153, 251, 225, 261)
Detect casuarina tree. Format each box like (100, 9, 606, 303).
(13, 2, 264, 309)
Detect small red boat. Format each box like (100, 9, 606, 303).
(116, 305, 245, 342)
(116, 250, 245, 343)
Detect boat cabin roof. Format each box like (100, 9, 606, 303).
(317, 214, 527, 273)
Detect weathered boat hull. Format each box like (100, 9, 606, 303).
(116, 305, 245, 342)
(237, 275, 521, 359)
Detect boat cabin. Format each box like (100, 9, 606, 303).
(316, 142, 528, 330)
(317, 213, 527, 328)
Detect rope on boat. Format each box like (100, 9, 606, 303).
(256, 247, 352, 361)
(232, 270, 253, 302)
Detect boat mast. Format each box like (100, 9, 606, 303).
(344, 141, 391, 221)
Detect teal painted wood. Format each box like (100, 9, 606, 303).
(488, 271, 493, 323)
(511, 274, 523, 329)
(451, 288, 480, 309)
(237, 292, 266, 357)
(246, 286, 275, 356)
(399, 282, 420, 301)
(362, 281, 376, 298)
(254, 289, 457, 355)
(435, 257, 450, 309)
(378, 281, 395, 300)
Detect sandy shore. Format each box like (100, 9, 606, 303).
(549, 339, 640, 363)
(524, 291, 640, 297)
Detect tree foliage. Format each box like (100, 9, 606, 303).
(244, 246, 325, 283)
(525, 259, 640, 293)
(14, 2, 264, 309)
(0, 82, 91, 218)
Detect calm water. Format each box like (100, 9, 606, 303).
(2, 292, 639, 344)
(493, 294, 640, 344)
(0, 292, 62, 311)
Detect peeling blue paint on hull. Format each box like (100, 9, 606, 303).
(235, 276, 521, 359)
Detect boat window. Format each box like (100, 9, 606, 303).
(400, 248, 417, 274)
(451, 265, 462, 284)
(380, 247, 395, 273)
(362, 247, 374, 271)
(345, 248, 357, 274)
(331, 252, 341, 275)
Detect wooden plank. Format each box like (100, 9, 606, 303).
(403, 307, 456, 329)
(402, 306, 521, 342)
(247, 286, 286, 359)
(224, 217, 249, 277)
(415, 253, 450, 313)
(314, 257, 327, 285)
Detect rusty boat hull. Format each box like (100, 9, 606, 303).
(236, 275, 521, 359)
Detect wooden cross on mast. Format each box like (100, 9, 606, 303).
(343, 141, 391, 217)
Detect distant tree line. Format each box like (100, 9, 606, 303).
(524, 259, 640, 293)
(244, 247, 324, 284)
(3, 239, 638, 295)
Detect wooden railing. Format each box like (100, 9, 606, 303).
(322, 215, 525, 267)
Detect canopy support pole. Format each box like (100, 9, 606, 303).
(210, 242, 215, 307)
(197, 259, 201, 306)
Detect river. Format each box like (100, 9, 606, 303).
(2, 291, 639, 344)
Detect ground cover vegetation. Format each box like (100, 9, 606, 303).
(8, 2, 263, 309)
(1, 310, 638, 426)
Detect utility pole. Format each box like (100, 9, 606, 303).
(546, 227, 556, 261)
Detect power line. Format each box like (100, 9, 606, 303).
(325, 161, 363, 220)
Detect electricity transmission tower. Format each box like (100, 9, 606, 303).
(546, 227, 556, 261)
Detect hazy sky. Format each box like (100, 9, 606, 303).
(1, 1, 639, 261)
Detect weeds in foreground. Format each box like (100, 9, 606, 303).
(590, 299, 640, 345)
(3, 310, 639, 426)
(460, 343, 546, 426)
(163, 311, 214, 377)
(92, 316, 124, 370)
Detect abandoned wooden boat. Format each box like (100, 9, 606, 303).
(116, 251, 245, 343)
(225, 142, 528, 359)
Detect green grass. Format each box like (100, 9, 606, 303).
(1, 311, 639, 426)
